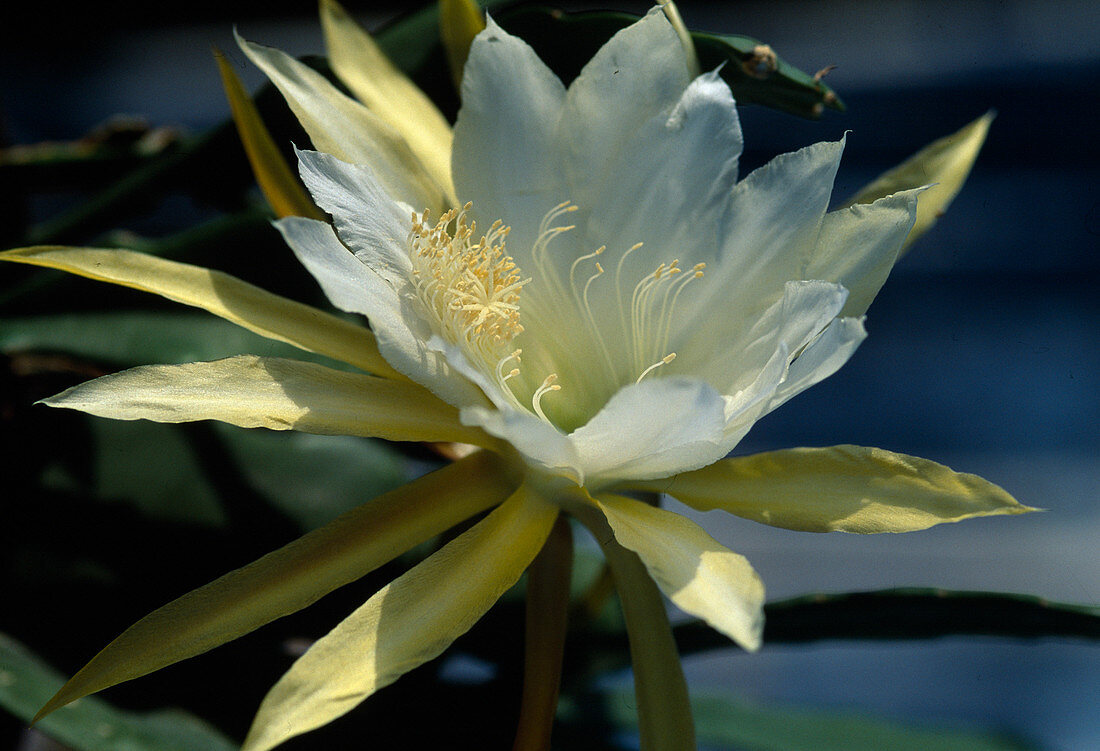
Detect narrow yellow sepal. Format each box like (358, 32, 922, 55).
(628, 444, 1036, 534)
(214, 48, 326, 220)
(320, 0, 455, 199)
(242, 484, 557, 751)
(439, 0, 486, 91)
(34, 452, 519, 723)
(0, 245, 400, 379)
(594, 493, 764, 652)
(40, 355, 499, 448)
(843, 111, 994, 254)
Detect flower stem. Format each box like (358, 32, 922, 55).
(573, 504, 695, 751)
(512, 514, 573, 751)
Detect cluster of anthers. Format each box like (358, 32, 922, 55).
(409, 203, 526, 348)
(408, 203, 554, 414)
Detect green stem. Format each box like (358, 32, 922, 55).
(512, 515, 573, 751)
(573, 504, 695, 751)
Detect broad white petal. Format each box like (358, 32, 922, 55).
(595, 494, 764, 651)
(808, 189, 921, 317)
(453, 16, 567, 254)
(569, 378, 729, 486)
(566, 71, 742, 290)
(236, 32, 445, 211)
(685, 280, 847, 396)
(461, 404, 582, 483)
(294, 148, 414, 283)
(687, 138, 847, 330)
(557, 9, 691, 219)
(275, 217, 488, 409)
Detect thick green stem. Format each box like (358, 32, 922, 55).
(512, 514, 573, 751)
(573, 505, 695, 751)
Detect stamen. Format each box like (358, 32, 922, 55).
(531, 374, 560, 422)
(636, 353, 677, 383)
(408, 202, 530, 408)
(656, 263, 705, 357)
(496, 348, 523, 383)
(530, 201, 580, 303)
(569, 245, 605, 294)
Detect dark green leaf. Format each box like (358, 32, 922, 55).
(675, 589, 1100, 655)
(561, 688, 1036, 751)
(0, 311, 323, 367)
(0, 632, 238, 751)
(212, 422, 408, 530)
(493, 6, 843, 119)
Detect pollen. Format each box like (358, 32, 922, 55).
(409, 203, 529, 355)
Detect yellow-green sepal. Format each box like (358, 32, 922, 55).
(40, 354, 498, 448)
(241, 483, 557, 751)
(34, 452, 519, 723)
(843, 111, 994, 254)
(627, 444, 1036, 534)
(0, 245, 400, 378)
(439, 0, 486, 91)
(214, 48, 326, 220)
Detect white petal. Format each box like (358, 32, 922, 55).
(275, 217, 487, 409)
(685, 280, 847, 396)
(567, 71, 741, 280)
(687, 138, 847, 329)
(460, 404, 582, 483)
(808, 189, 921, 317)
(767, 316, 867, 412)
(557, 9, 691, 217)
(236, 32, 445, 211)
(569, 378, 729, 486)
(452, 16, 567, 254)
(294, 148, 413, 284)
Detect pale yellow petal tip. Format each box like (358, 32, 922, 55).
(741, 616, 764, 653)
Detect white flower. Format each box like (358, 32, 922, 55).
(276, 9, 918, 490)
(10, 8, 1027, 751)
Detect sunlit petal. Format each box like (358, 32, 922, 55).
(34, 452, 516, 721)
(319, 0, 454, 198)
(236, 31, 446, 211)
(41, 355, 496, 447)
(242, 485, 557, 751)
(595, 493, 764, 651)
(628, 445, 1036, 533)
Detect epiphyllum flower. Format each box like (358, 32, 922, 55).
(7, 6, 1029, 751)
(269, 19, 899, 491)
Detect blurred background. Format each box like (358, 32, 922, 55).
(2, 1, 1097, 750)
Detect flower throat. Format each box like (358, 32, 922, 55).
(408, 201, 704, 429)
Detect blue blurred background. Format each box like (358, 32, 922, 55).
(2, 1, 1096, 749)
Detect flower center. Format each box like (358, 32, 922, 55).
(408, 204, 544, 412)
(407, 201, 705, 430)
